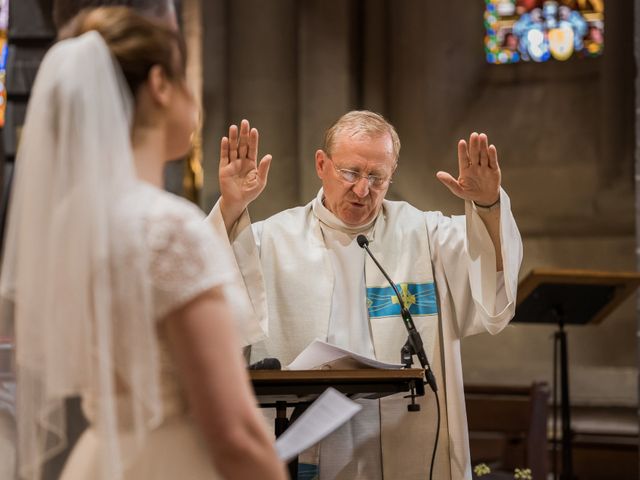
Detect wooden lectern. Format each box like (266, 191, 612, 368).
(514, 268, 640, 480)
(250, 368, 426, 478)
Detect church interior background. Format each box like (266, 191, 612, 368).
(0, 1, 637, 478)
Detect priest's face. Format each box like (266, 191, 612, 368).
(316, 133, 396, 226)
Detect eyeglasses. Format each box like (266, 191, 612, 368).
(328, 157, 393, 189)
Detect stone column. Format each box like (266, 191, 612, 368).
(227, 0, 298, 220)
(297, 0, 356, 202)
(200, 0, 227, 210)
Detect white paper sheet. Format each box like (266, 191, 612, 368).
(275, 387, 362, 462)
(286, 339, 404, 371)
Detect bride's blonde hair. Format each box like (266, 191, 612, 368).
(59, 6, 187, 96)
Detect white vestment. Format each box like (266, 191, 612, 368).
(207, 188, 522, 480)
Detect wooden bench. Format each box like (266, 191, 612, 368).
(465, 382, 550, 479)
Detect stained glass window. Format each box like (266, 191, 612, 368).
(485, 0, 604, 64)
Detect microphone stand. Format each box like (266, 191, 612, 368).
(357, 236, 437, 393)
(357, 234, 440, 480)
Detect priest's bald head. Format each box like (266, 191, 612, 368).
(315, 111, 401, 226)
(54, 0, 177, 31)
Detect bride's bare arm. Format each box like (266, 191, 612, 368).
(164, 287, 287, 480)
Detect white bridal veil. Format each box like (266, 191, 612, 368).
(0, 31, 163, 479)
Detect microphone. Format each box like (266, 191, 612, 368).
(248, 357, 282, 370)
(356, 234, 437, 393)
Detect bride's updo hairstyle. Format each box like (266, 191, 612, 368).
(59, 6, 187, 96)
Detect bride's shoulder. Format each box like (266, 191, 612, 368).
(115, 184, 214, 252)
(143, 184, 204, 220)
(118, 183, 205, 224)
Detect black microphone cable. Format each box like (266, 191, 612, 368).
(356, 234, 440, 480)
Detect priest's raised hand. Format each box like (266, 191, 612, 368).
(435, 132, 501, 207)
(436, 132, 504, 271)
(219, 119, 272, 232)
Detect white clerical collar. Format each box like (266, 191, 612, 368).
(312, 188, 377, 235)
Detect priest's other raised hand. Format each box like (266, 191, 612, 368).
(219, 119, 272, 232)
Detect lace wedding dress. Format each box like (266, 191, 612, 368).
(61, 183, 227, 480)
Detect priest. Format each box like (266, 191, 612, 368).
(208, 111, 523, 479)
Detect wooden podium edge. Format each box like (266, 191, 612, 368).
(250, 368, 425, 382)
(516, 268, 640, 325)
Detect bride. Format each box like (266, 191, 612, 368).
(0, 7, 285, 480)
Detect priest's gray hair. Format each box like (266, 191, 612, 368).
(322, 110, 401, 162)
